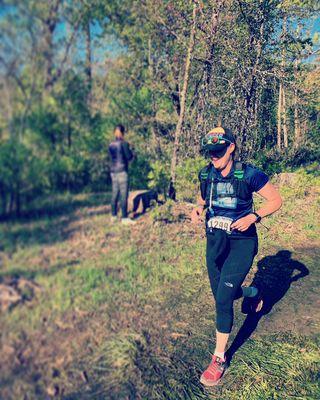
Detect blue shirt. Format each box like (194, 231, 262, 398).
(202, 162, 269, 237)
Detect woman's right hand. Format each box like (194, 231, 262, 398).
(191, 206, 205, 224)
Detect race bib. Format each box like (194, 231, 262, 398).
(206, 216, 233, 233)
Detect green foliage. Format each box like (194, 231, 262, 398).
(248, 149, 290, 175)
(1, 182, 320, 398)
(0, 140, 48, 215)
(278, 167, 320, 199)
(147, 160, 170, 197)
(175, 157, 207, 201)
(0, 0, 319, 215)
(149, 199, 176, 223)
(251, 140, 320, 176)
(129, 150, 151, 190)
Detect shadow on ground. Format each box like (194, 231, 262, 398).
(0, 193, 111, 252)
(0, 259, 80, 282)
(226, 249, 310, 363)
(0, 193, 111, 223)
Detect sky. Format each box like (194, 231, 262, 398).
(0, 4, 319, 70)
(89, 15, 320, 64)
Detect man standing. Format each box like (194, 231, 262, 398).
(191, 126, 282, 386)
(108, 124, 135, 224)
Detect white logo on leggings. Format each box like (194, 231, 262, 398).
(225, 282, 233, 287)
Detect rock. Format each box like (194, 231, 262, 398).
(170, 332, 188, 339)
(46, 385, 59, 397)
(80, 370, 89, 383)
(0, 278, 42, 311)
(275, 172, 297, 186)
(1, 344, 15, 356)
(0, 284, 22, 311)
(15, 277, 42, 294)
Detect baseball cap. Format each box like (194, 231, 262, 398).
(201, 126, 236, 158)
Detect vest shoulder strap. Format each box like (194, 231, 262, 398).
(232, 161, 252, 199)
(233, 160, 245, 180)
(199, 163, 212, 181)
(198, 163, 212, 200)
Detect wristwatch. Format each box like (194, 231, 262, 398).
(252, 211, 262, 223)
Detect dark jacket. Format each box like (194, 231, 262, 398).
(108, 138, 134, 173)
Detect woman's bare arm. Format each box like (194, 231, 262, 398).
(231, 181, 282, 231)
(191, 193, 206, 224)
(254, 181, 282, 217)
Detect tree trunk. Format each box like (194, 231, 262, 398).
(9, 191, 14, 215)
(170, 2, 197, 189)
(44, 0, 62, 91)
(277, 82, 282, 149)
(193, 1, 224, 148)
(302, 118, 307, 138)
(294, 88, 301, 148)
(67, 117, 72, 148)
(0, 186, 7, 217)
(44, 25, 54, 91)
(204, 1, 225, 85)
(277, 17, 287, 151)
(239, 20, 264, 158)
(15, 184, 21, 217)
(294, 59, 301, 148)
(148, 37, 161, 157)
(282, 85, 288, 148)
(85, 20, 92, 108)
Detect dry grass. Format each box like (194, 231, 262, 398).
(0, 172, 319, 399)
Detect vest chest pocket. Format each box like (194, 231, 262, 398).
(208, 179, 238, 210)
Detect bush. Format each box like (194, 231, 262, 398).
(247, 149, 288, 176)
(277, 167, 320, 200)
(250, 142, 320, 176)
(175, 156, 207, 202)
(147, 160, 171, 198)
(149, 199, 176, 223)
(129, 150, 151, 190)
(0, 140, 49, 215)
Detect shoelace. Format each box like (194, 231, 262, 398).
(207, 358, 225, 374)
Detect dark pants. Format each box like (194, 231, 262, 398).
(206, 230, 258, 334)
(110, 171, 129, 218)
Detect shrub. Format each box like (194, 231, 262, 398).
(249, 142, 320, 176)
(0, 140, 49, 215)
(278, 167, 320, 200)
(149, 199, 176, 223)
(129, 151, 151, 190)
(175, 156, 207, 202)
(147, 160, 170, 198)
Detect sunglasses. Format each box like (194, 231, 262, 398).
(201, 133, 233, 147)
(208, 150, 227, 159)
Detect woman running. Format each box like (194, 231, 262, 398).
(191, 126, 282, 386)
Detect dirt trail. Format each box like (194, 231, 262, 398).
(0, 197, 319, 399)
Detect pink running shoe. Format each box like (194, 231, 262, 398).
(200, 355, 228, 386)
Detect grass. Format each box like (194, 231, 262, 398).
(0, 171, 320, 399)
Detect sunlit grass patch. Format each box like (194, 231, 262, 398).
(221, 333, 320, 400)
(1, 178, 319, 399)
(68, 330, 320, 400)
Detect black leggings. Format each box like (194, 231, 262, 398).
(206, 230, 258, 334)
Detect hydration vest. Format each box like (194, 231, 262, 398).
(198, 161, 252, 208)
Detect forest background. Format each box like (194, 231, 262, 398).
(0, 2, 320, 399)
(0, 0, 319, 215)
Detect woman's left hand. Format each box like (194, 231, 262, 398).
(230, 214, 257, 232)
